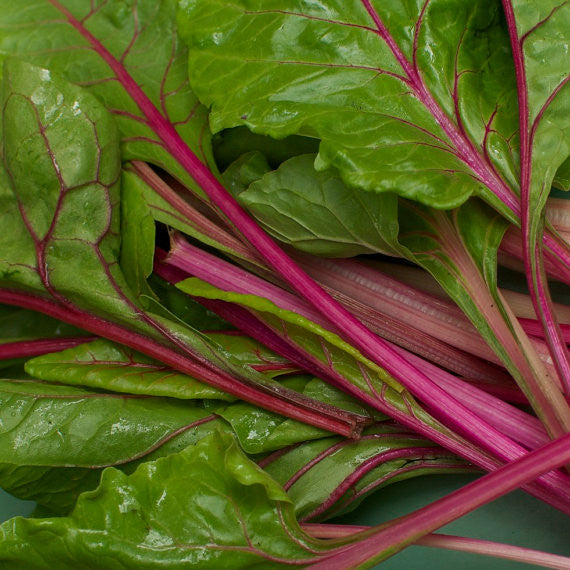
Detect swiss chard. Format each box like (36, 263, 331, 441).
(0, 0, 569, 567)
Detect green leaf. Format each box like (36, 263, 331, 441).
(0, 59, 332, 426)
(179, 0, 519, 215)
(222, 151, 271, 198)
(216, 376, 378, 454)
(237, 154, 400, 257)
(25, 339, 233, 401)
(148, 275, 231, 331)
(0, 379, 218, 468)
(1, 58, 127, 319)
(0, 431, 332, 568)
(263, 424, 470, 521)
(554, 158, 570, 191)
(509, 0, 570, 220)
(119, 170, 157, 307)
(0, 305, 82, 344)
(0, 0, 214, 192)
(0, 378, 223, 512)
(214, 126, 320, 170)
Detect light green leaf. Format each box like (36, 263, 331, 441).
(179, 0, 519, 215)
(0, 0, 214, 192)
(237, 154, 400, 257)
(25, 339, 233, 401)
(263, 424, 470, 521)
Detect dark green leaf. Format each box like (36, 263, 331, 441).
(214, 126, 320, 170)
(0, 431, 332, 568)
(0, 305, 82, 344)
(222, 151, 271, 198)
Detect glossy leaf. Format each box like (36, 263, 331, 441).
(262, 424, 470, 522)
(179, 0, 520, 216)
(216, 375, 380, 454)
(0, 59, 358, 437)
(238, 154, 400, 257)
(0, 377, 223, 511)
(0, 431, 332, 568)
(0, 379, 218, 468)
(25, 339, 233, 401)
(0, 0, 214, 191)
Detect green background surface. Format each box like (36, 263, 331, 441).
(1, 473, 569, 568)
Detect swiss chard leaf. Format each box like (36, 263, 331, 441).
(0, 378, 223, 512)
(399, 198, 570, 436)
(0, 59, 359, 436)
(0, 431, 332, 568)
(238, 154, 400, 257)
(0, 379, 218, 468)
(262, 424, 470, 522)
(119, 169, 157, 307)
(0, 0, 214, 191)
(502, 0, 570, 388)
(222, 150, 271, 198)
(179, 0, 520, 216)
(25, 335, 296, 402)
(25, 339, 233, 401)
(177, 277, 457, 440)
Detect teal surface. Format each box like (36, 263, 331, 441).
(1, 473, 569, 568)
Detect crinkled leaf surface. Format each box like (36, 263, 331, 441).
(0, 58, 331, 421)
(1, 58, 125, 317)
(179, 0, 520, 215)
(0, 0, 213, 191)
(0, 431, 332, 568)
(238, 154, 400, 257)
(0, 378, 222, 512)
(0, 379, 217, 468)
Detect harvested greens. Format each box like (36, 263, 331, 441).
(0, 0, 569, 567)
